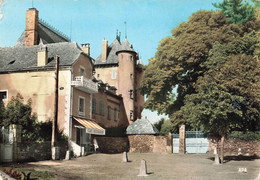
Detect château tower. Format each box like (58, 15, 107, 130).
(94, 35, 144, 124)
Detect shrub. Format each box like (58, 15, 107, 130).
(228, 131, 260, 141)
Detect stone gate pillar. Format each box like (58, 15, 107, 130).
(10, 124, 21, 162)
(179, 125, 185, 154)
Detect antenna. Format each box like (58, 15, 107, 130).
(70, 20, 72, 41)
(32, 0, 34, 8)
(124, 20, 127, 39)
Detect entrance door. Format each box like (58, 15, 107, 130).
(186, 131, 209, 154)
(0, 128, 14, 162)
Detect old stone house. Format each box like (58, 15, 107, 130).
(0, 8, 144, 157)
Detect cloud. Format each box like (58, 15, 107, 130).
(0, 0, 5, 20)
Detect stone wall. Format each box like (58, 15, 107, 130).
(128, 135, 172, 153)
(95, 137, 129, 153)
(15, 141, 51, 162)
(209, 137, 260, 156)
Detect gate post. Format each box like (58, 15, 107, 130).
(10, 124, 21, 162)
(179, 125, 185, 154)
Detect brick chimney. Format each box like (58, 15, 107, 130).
(82, 43, 90, 56)
(25, 8, 39, 46)
(101, 39, 108, 61)
(37, 45, 48, 66)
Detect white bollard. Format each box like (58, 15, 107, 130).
(122, 152, 128, 162)
(213, 153, 220, 165)
(138, 159, 149, 176)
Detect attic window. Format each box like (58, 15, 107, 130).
(8, 60, 15, 65)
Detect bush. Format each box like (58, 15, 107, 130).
(228, 131, 260, 141)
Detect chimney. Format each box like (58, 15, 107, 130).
(101, 39, 108, 61)
(82, 43, 90, 56)
(37, 45, 48, 66)
(25, 8, 39, 46)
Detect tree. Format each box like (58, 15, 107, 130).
(154, 118, 165, 132)
(213, 0, 255, 24)
(2, 94, 37, 141)
(0, 99, 5, 125)
(181, 83, 245, 163)
(140, 10, 257, 119)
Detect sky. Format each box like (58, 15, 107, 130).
(0, 0, 222, 123)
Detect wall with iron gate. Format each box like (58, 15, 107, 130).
(173, 131, 209, 154)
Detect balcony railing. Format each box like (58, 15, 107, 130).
(71, 76, 98, 94)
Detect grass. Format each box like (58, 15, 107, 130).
(1, 167, 53, 180)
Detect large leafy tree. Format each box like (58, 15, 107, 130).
(213, 0, 255, 24)
(140, 10, 257, 118)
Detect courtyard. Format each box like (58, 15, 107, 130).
(1, 153, 260, 180)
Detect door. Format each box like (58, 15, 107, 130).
(0, 128, 14, 162)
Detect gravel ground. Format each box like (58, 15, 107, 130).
(2, 153, 260, 180)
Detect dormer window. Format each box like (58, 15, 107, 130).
(80, 66, 85, 76)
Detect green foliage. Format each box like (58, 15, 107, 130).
(182, 83, 244, 135)
(213, 0, 255, 24)
(228, 131, 260, 140)
(154, 118, 165, 132)
(160, 119, 174, 135)
(140, 10, 257, 116)
(0, 99, 5, 125)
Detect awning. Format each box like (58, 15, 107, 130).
(73, 117, 105, 135)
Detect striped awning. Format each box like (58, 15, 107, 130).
(73, 117, 105, 135)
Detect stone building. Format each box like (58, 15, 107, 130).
(94, 35, 144, 124)
(0, 8, 132, 157)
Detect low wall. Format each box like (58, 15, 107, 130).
(15, 141, 51, 162)
(95, 137, 129, 153)
(128, 135, 172, 153)
(209, 137, 260, 156)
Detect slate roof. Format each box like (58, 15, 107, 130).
(126, 118, 160, 135)
(0, 42, 83, 72)
(16, 21, 69, 47)
(95, 38, 136, 66)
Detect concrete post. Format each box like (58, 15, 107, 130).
(138, 159, 148, 176)
(11, 124, 21, 162)
(179, 125, 185, 154)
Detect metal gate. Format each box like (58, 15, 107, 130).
(0, 127, 14, 162)
(172, 131, 209, 154)
(172, 133, 179, 153)
(186, 131, 209, 154)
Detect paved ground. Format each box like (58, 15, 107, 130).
(2, 153, 260, 180)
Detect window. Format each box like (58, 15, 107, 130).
(111, 70, 116, 80)
(129, 90, 134, 99)
(97, 74, 100, 78)
(130, 74, 133, 79)
(114, 108, 118, 121)
(108, 106, 111, 120)
(130, 56, 133, 62)
(78, 96, 85, 116)
(130, 111, 134, 121)
(92, 98, 96, 114)
(99, 101, 104, 116)
(0, 91, 7, 101)
(80, 66, 85, 76)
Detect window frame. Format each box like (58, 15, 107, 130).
(111, 70, 117, 80)
(92, 98, 96, 114)
(0, 90, 8, 101)
(78, 96, 85, 117)
(99, 101, 104, 116)
(114, 108, 118, 121)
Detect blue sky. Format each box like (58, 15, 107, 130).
(0, 0, 222, 123)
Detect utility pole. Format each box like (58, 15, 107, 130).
(52, 55, 60, 160)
